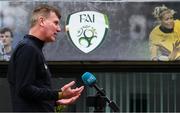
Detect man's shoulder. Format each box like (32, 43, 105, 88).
(16, 36, 40, 51)
(12, 40, 39, 58)
(15, 40, 35, 51)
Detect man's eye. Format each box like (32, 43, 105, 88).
(54, 22, 59, 25)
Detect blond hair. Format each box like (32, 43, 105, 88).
(152, 5, 176, 20)
(30, 4, 61, 28)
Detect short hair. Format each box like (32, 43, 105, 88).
(30, 4, 61, 28)
(0, 27, 13, 38)
(152, 5, 176, 20)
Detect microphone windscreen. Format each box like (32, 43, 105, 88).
(81, 72, 96, 87)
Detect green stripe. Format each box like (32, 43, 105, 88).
(66, 15, 71, 25)
(104, 14, 109, 27)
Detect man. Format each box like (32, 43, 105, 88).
(0, 27, 13, 61)
(7, 4, 84, 112)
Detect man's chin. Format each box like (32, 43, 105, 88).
(49, 36, 56, 42)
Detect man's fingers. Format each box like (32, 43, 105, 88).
(56, 94, 80, 105)
(71, 94, 80, 102)
(61, 81, 75, 90)
(72, 86, 84, 94)
(77, 86, 84, 94)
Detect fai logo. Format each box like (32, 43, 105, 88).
(66, 11, 109, 53)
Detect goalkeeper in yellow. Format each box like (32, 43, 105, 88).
(149, 5, 180, 61)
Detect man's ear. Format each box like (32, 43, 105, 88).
(38, 16, 45, 26)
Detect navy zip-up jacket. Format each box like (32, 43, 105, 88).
(7, 35, 59, 112)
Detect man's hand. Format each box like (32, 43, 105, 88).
(56, 81, 84, 105)
(56, 94, 81, 105)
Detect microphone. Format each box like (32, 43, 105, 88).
(82, 72, 120, 112)
(82, 72, 105, 96)
(81, 72, 96, 87)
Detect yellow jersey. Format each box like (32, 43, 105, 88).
(149, 19, 180, 60)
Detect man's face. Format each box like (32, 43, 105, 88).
(43, 12, 61, 42)
(0, 31, 12, 46)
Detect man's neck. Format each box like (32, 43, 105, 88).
(29, 27, 45, 41)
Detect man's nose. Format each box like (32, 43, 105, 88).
(57, 26, 61, 32)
